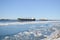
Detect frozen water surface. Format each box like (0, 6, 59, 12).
(0, 21, 60, 40)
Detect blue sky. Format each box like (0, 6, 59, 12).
(0, 0, 60, 19)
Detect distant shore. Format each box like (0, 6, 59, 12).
(0, 18, 60, 21)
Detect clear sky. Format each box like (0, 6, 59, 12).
(0, 0, 60, 19)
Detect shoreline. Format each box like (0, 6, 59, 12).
(0, 21, 60, 26)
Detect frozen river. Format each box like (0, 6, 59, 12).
(0, 20, 60, 40)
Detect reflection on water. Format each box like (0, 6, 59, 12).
(0, 21, 60, 40)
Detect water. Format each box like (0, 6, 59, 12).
(0, 20, 60, 40)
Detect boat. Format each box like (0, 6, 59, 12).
(18, 18, 35, 21)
